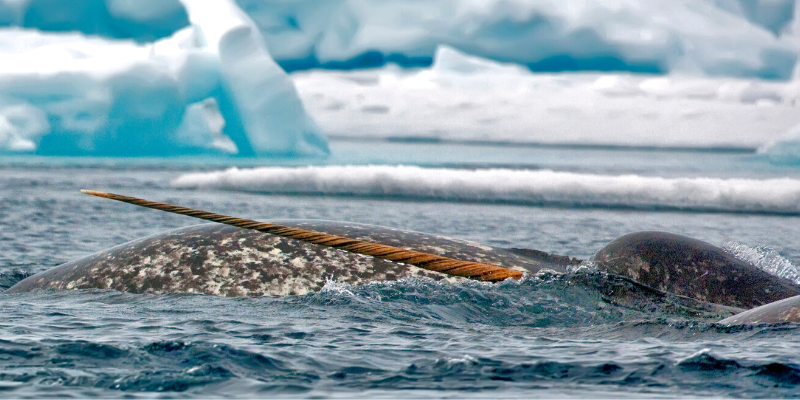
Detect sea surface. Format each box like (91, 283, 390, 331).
(2, 139, 800, 398)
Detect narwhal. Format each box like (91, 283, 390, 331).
(6, 190, 800, 325)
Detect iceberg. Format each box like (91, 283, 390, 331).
(238, 0, 799, 79)
(293, 45, 800, 149)
(0, 0, 328, 156)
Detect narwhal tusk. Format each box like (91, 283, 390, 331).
(80, 189, 523, 282)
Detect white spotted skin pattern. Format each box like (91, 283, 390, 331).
(6, 220, 568, 297)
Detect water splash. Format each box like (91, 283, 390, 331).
(724, 242, 800, 285)
(567, 260, 600, 274)
(319, 276, 356, 297)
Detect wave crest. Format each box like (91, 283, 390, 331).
(173, 165, 800, 214)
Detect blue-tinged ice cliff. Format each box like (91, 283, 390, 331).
(0, 0, 328, 156)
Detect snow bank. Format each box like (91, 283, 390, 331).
(238, 0, 799, 79)
(0, 0, 327, 156)
(293, 46, 800, 148)
(172, 165, 800, 215)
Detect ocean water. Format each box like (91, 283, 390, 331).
(2, 139, 800, 398)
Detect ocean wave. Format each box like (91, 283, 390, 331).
(173, 165, 800, 215)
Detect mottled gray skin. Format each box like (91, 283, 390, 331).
(6, 220, 578, 296)
(592, 231, 800, 310)
(718, 295, 800, 325)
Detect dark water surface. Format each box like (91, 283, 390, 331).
(3, 148, 800, 398)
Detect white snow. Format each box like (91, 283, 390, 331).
(0, 0, 327, 156)
(294, 45, 800, 148)
(239, 0, 799, 79)
(172, 164, 800, 214)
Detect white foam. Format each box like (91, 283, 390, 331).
(173, 165, 800, 214)
(293, 46, 800, 148)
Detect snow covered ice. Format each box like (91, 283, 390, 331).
(0, 0, 798, 156)
(294, 45, 800, 148)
